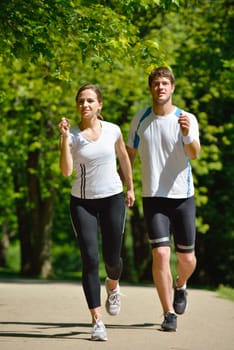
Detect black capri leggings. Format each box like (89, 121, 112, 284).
(70, 192, 126, 309)
(143, 196, 196, 253)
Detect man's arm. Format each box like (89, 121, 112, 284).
(126, 145, 137, 167)
(178, 112, 200, 160)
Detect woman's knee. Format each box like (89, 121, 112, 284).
(82, 254, 99, 273)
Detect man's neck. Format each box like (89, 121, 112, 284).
(153, 98, 175, 115)
(152, 103, 175, 116)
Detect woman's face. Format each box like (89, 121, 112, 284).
(76, 89, 102, 119)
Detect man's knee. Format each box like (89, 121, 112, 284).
(152, 246, 171, 264)
(177, 252, 196, 267)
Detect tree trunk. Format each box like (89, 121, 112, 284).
(130, 206, 152, 281)
(26, 149, 53, 277)
(0, 224, 12, 267)
(13, 171, 33, 275)
(14, 149, 54, 278)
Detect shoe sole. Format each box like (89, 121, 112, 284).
(161, 327, 177, 332)
(91, 336, 108, 341)
(174, 300, 188, 315)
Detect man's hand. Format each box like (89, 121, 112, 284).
(178, 112, 190, 136)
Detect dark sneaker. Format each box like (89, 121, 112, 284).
(161, 312, 177, 332)
(173, 288, 188, 315)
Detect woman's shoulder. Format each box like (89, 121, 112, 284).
(102, 120, 121, 132)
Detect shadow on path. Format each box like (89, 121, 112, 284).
(0, 321, 160, 341)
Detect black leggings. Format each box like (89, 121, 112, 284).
(70, 192, 126, 309)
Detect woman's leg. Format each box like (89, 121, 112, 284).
(70, 196, 101, 318)
(99, 193, 125, 315)
(99, 193, 126, 284)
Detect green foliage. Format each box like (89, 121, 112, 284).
(168, 0, 234, 286)
(6, 241, 21, 271)
(0, 0, 181, 73)
(217, 285, 234, 302)
(0, 0, 233, 285)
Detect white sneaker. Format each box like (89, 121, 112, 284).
(91, 318, 107, 341)
(105, 278, 121, 316)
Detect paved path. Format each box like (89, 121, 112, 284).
(0, 280, 233, 350)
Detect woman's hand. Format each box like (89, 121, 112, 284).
(58, 117, 70, 137)
(125, 189, 135, 207)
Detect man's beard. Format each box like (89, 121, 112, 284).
(154, 95, 171, 105)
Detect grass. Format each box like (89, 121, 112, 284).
(1, 243, 234, 301)
(0, 266, 234, 304)
(217, 285, 234, 302)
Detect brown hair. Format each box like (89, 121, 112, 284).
(148, 67, 175, 87)
(75, 84, 103, 120)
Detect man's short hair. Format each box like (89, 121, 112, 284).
(148, 67, 175, 87)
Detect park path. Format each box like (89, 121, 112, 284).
(0, 279, 233, 350)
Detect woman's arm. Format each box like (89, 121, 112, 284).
(115, 134, 135, 207)
(59, 117, 73, 177)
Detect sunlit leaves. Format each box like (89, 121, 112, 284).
(0, 0, 181, 71)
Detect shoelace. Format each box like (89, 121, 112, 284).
(175, 289, 187, 302)
(93, 318, 103, 330)
(109, 292, 120, 304)
(108, 290, 126, 303)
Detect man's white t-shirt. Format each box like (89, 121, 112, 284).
(127, 107, 200, 199)
(69, 121, 123, 199)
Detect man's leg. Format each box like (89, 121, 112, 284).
(176, 251, 196, 288)
(143, 197, 177, 331)
(172, 197, 197, 314)
(152, 246, 174, 314)
(172, 252, 196, 315)
(152, 246, 177, 331)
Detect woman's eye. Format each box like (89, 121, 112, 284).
(78, 99, 95, 104)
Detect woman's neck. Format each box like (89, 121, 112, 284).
(79, 118, 102, 131)
(79, 119, 102, 141)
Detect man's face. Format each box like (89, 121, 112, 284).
(149, 77, 175, 105)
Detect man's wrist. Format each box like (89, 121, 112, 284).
(182, 133, 194, 144)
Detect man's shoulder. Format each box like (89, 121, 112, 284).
(133, 106, 153, 124)
(137, 106, 152, 116)
(174, 106, 196, 119)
